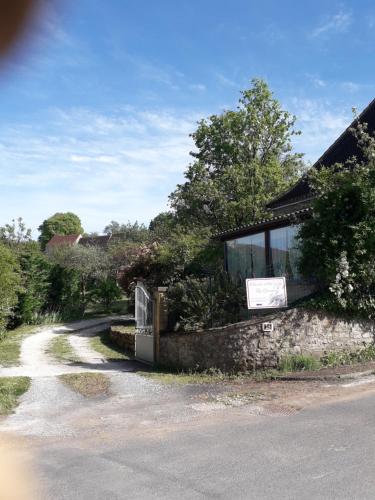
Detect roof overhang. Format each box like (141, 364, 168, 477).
(215, 207, 312, 241)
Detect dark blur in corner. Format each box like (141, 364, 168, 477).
(0, 0, 41, 60)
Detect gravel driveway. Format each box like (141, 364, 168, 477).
(2, 318, 375, 499)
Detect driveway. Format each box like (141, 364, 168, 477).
(1, 318, 375, 499)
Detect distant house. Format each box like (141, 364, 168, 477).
(45, 233, 126, 253)
(79, 234, 112, 249)
(45, 234, 82, 255)
(217, 98, 375, 304)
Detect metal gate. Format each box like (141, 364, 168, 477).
(135, 281, 154, 364)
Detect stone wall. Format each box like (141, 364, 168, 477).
(159, 308, 375, 371)
(110, 326, 135, 354)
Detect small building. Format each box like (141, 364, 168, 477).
(45, 233, 127, 253)
(217, 98, 375, 304)
(45, 234, 82, 255)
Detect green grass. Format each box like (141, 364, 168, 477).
(90, 330, 132, 361)
(321, 345, 375, 367)
(278, 354, 321, 372)
(0, 377, 31, 415)
(59, 372, 110, 398)
(0, 325, 39, 367)
(139, 366, 272, 385)
(46, 334, 80, 363)
(84, 296, 130, 319)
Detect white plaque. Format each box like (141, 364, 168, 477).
(246, 277, 287, 309)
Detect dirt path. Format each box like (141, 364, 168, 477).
(3, 320, 375, 499)
(2, 317, 375, 442)
(68, 325, 108, 364)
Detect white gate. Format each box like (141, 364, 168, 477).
(135, 281, 154, 364)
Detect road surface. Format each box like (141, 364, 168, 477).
(1, 319, 375, 499)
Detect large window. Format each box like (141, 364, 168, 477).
(270, 225, 301, 279)
(226, 232, 266, 281)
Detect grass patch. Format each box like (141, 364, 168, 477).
(0, 377, 31, 415)
(59, 372, 110, 398)
(321, 345, 375, 367)
(139, 366, 275, 385)
(84, 297, 129, 319)
(0, 325, 39, 367)
(278, 354, 321, 372)
(90, 330, 132, 361)
(46, 334, 80, 363)
(140, 346, 375, 385)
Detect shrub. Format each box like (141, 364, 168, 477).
(0, 244, 21, 336)
(278, 354, 321, 372)
(91, 278, 122, 309)
(13, 244, 52, 325)
(299, 122, 375, 318)
(167, 272, 245, 331)
(321, 345, 375, 367)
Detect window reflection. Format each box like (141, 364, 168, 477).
(270, 225, 301, 279)
(226, 232, 266, 281)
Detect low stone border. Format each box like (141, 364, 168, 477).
(159, 308, 375, 372)
(109, 326, 135, 354)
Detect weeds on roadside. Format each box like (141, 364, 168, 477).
(321, 345, 375, 367)
(0, 377, 30, 414)
(278, 354, 321, 372)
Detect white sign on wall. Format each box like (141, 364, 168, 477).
(246, 277, 288, 309)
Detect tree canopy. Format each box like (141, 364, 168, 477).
(38, 212, 84, 249)
(0, 217, 32, 247)
(103, 220, 149, 243)
(170, 79, 304, 233)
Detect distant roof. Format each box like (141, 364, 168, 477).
(79, 233, 128, 248)
(79, 234, 111, 248)
(267, 97, 375, 210)
(46, 234, 81, 247)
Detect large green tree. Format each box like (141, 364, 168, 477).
(170, 79, 304, 232)
(38, 212, 84, 249)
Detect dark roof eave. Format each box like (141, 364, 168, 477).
(267, 97, 375, 210)
(214, 207, 312, 241)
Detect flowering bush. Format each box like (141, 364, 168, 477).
(299, 122, 375, 317)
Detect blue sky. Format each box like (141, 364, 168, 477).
(1, 0, 374, 235)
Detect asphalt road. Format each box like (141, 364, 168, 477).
(2, 320, 375, 500)
(35, 389, 375, 500)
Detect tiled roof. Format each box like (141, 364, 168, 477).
(46, 234, 81, 247)
(215, 207, 312, 241)
(79, 235, 111, 248)
(79, 233, 128, 248)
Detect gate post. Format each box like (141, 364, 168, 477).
(153, 287, 168, 364)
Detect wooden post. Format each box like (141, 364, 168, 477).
(153, 287, 168, 364)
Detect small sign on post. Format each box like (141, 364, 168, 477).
(246, 277, 287, 309)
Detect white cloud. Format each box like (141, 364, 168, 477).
(189, 83, 206, 92)
(0, 106, 203, 234)
(215, 73, 239, 88)
(340, 81, 361, 92)
(313, 78, 326, 88)
(311, 10, 352, 38)
(288, 98, 352, 163)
